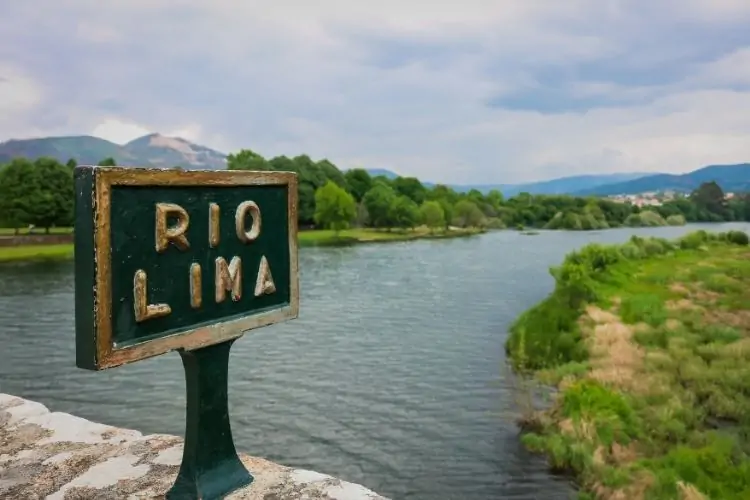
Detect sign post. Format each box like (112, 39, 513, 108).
(73, 166, 299, 499)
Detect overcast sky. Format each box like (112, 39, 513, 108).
(1, 1, 750, 184)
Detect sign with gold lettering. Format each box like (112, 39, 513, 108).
(73, 166, 299, 371)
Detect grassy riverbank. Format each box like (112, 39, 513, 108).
(0, 244, 75, 263)
(298, 227, 483, 246)
(0, 227, 483, 263)
(506, 229, 750, 499)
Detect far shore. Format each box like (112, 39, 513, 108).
(0, 227, 484, 263)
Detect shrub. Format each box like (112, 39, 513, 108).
(727, 230, 749, 246)
(625, 210, 667, 227)
(679, 230, 709, 249)
(666, 214, 687, 226)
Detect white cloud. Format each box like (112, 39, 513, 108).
(1, 0, 750, 183)
(90, 119, 151, 145)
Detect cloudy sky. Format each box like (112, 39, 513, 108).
(1, 1, 750, 184)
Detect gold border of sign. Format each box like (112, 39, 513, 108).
(92, 167, 300, 369)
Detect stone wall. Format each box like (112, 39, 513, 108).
(0, 394, 388, 499)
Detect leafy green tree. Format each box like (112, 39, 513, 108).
(486, 189, 504, 209)
(453, 199, 485, 227)
(344, 168, 373, 202)
(437, 199, 455, 229)
(0, 158, 37, 233)
(388, 196, 420, 229)
(314, 181, 356, 234)
(392, 176, 427, 205)
(316, 159, 348, 190)
(362, 183, 397, 228)
(691, 181, 727, 218)
(227, 149, 270, 170)
(66, 158, 77, 170)
(427, 184, 459, 204)
(0, 158, 73, 233)
(98, 157, 117, 166)
(419, 200, 445, 232)
(30, 158, 75, 231)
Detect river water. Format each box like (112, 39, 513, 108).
(2, 223, 748, 499)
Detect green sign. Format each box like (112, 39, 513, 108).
(74, 167, 300, 370)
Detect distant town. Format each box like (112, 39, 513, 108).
(607, 190, 736, 207)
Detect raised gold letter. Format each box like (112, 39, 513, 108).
(133, 270, 171, 322)
(190, 263, 202, 309)
(255, 255, 276, 296)
(215, 256, 242, 303)
(235, 201, 261, 243)
(209, 203, 220, 248)
(155, 203, 190, 252)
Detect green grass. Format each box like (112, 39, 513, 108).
(506, 229, 750, 499)
(0, 227, 73, 235)
(0, 244, 74, 263)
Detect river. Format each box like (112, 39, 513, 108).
(2, 223, 748, 500)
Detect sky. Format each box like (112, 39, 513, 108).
(1, 1, 750, 184)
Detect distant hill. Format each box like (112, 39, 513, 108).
(455, 173, 651, 196)
(573, 164, 750, 196)
(0, 134, 227, 170)
(364, 169, 649, 196)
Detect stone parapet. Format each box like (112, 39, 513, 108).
(0, 394, 387, 499)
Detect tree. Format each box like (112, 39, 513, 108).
(486, 189, 504, 209)
(344, 168, 373, 202)
(0, 157, 73, 233)
(316, 159, 348, 190)
(392, 176, 427, 205)
(362, 183, 397, 228)
(30, 158, 75, 231)
(0, 158, 37, 233)
(98, 157, 117, 166)
(453, 199, 485, 227)
(419, 201, 445, 232)
(388, 196, 420, 230)
(691, 181, 727, 218)
(227, 149, 269, 170)
(66, 158, 77, 170)
(313, 181, 356, 234)
(436, 198, 455, 230)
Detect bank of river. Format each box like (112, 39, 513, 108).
(507, 228, 750, 499)
(0, 227, 483, 263)
(1, 222, 748, 499)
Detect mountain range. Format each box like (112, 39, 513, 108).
(571, 164, 750, 196)
(0, 134, 227, 170)
(0, 134, 747, 196)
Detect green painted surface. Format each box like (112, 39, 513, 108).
(166, 339, 252, 499)
(74, 167, 97, 369)
(109, 185, 291, 347)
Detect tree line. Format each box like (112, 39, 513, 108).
(0, 150, 748, 234)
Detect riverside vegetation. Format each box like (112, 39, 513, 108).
(2, 150, 750, 237)
(506, 229, 750, 499)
